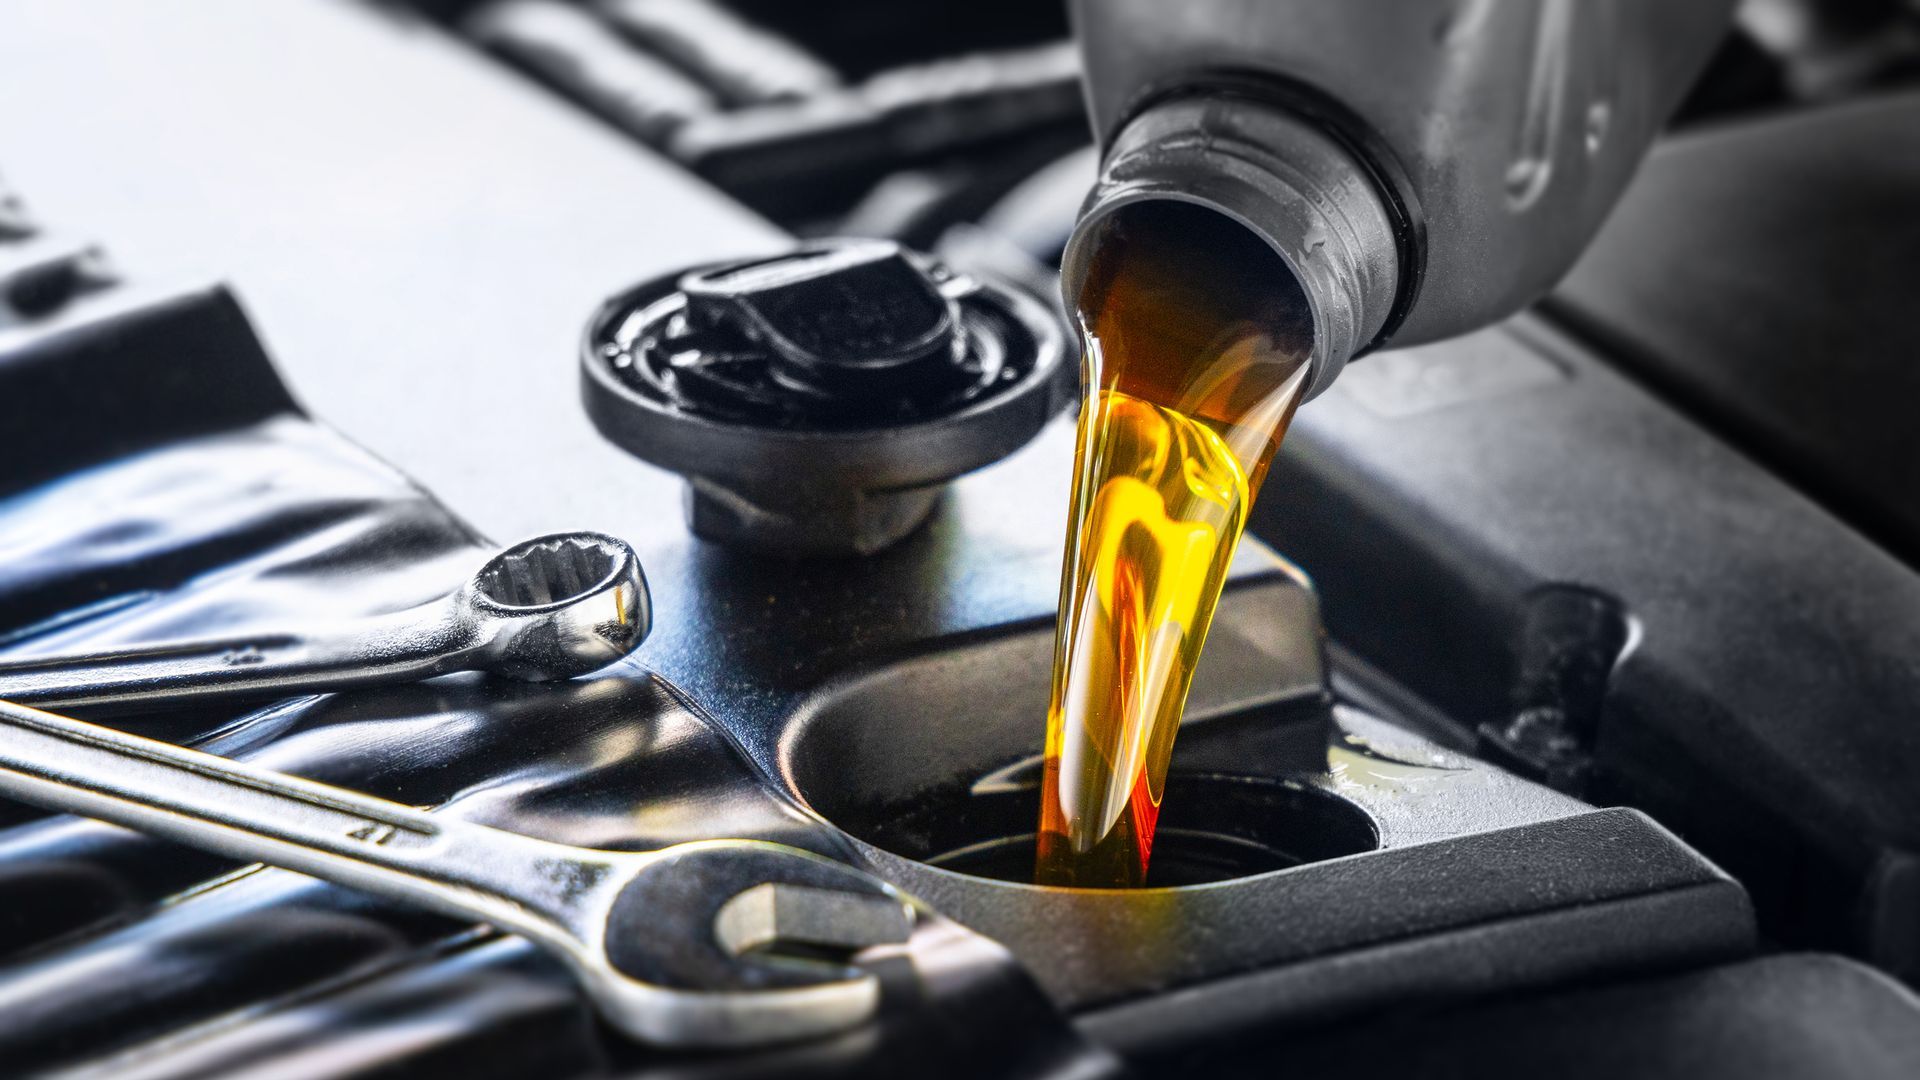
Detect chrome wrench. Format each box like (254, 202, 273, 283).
(0, 531, 651, 715)
(0, 696, 914, 1048)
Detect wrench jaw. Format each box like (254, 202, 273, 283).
(464, 532, 652, 682)
(592, 840, 915, 1048)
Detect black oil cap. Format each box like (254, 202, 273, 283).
(582, 239, 1070, 556)
(680, 241, 973, 405)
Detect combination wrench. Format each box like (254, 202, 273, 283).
(0, 696, 914, 1048)
(0, 531, 651, 714)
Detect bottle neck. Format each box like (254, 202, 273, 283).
(1062, 96, 1401, 402)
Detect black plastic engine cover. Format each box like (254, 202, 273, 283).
(1255, 312, 1920, 982)
(1553, 91, 1920, 565)
(1166, 954, 1920, 1080)
(1253, 93, 1920, 982)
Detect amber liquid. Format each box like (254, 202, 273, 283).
(1036, 202, 1315, 887)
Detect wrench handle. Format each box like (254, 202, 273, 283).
(0, 609, 474, 714)
(0, 697, 612, 941)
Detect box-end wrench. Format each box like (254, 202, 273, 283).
(0, 696, 915, 1048)
(0, 531, 651, 715)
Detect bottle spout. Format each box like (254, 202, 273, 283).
(1062, 96, 1403, 402)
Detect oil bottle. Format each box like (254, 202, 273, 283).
(1068, 0, 1736, 350)
(1038, 1, 1733, 886)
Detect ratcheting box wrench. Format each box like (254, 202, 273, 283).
(0, 696, 915, 1048)
(0, 531, 651, 715)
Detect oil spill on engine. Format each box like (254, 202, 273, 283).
(1037, 200, 1316, 888)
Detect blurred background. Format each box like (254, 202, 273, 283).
(408, 0, 1920, 290)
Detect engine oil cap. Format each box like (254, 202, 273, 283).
(582, 239, 1070, 556)
(679, 241, 971, 404)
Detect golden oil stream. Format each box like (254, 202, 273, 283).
(1036, 201, 1315, 887)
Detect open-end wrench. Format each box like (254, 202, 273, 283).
(0, 531, 651, 715)
(0, 696, 915, 1047)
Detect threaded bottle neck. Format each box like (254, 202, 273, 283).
(1062, 96, 1401, 401)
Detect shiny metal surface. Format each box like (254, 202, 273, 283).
(778, 580, 1748, 1018)
(0, 674, 1110, 1078)
(0, 697, 912, 1048)
(0, 532, 650, 714)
